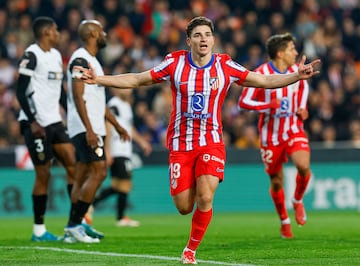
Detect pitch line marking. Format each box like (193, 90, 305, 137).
(2, 246, 256, 266)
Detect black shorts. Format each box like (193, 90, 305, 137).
(110, 157, 132, 180)
(71, 132, 106, 163)
(20, 121, 71, 165)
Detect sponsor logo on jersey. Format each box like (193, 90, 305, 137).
(183, 112, 211, 119)
(191, 93, 205, 112)
(48, 71, 63, 80)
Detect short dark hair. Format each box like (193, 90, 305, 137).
(186, 16, 214, 37)
(265, 33, 296, 60)
(32, 16, 55, 39)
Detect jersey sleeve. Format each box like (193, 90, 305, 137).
(68, 57, 89, 79)
(16, 51, 37, 122)
(150, 54, 174, 83)
(225, 57, 250, 86)
(238, 86, 274, 112)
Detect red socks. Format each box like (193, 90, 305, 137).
(187, 208, 213, 251)
(294, 172, 311, 201)
(270, 188, 288, 221)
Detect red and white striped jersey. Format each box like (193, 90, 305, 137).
(150, 50, 249, 151)
(238, 61, 309, 147)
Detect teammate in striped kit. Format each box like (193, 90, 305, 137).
(76, 17, 320, 264)
(239, 33, 313, 239)
(16, 16, 76, 242)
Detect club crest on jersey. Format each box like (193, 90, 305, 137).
(209, 77, 219, 90)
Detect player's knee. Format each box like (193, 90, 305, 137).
(297, 164, 310, 176)
(197, 193, 213, 207)
(177, 206, 193, 215)
(270, 177, 283, 191)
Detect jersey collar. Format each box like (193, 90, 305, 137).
(188, 52, 214, 69)
(269, 60, 288, 74)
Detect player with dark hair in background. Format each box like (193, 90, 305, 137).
(16, 16, 76, 242)
(239, 32, 312, 239)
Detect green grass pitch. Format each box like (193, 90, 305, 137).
(0, 211, 359, 265)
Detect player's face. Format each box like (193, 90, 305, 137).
(96, 26, 107, 49)
(48, 24, 60, 46)
(282, 41, 298, 67)
(187, 25, 214, 57)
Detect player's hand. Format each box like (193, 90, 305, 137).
(297, 55, 321, 80)
(115, 125, 131, 142)
(73, 64, 97, 84)
(296, 108, 309, 121)
(139, 139, 152, 156)
(86, 130, 98, 148)
(30, 121, 45, 138)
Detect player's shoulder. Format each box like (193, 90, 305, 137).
(214, 53, 231, 61)
(164, 50, 188, 60)
(107, 95, 119, 106)
(70, 47, 90, 61)
(69, 48, 90, 68)
(49, 47, 62, 57)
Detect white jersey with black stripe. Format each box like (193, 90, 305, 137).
(107, 96, 133, 158)
(66, 47, 106, 138)
(17, 44, 63, 126)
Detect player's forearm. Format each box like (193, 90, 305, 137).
(74, 96, 93, 133)
(95, 70, 154, 89)
(95, 74, 134, 88)
(263, 72, 299, 89)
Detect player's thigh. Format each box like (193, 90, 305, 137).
(21, 122, 52, 165)
(290, 149, 310, 171)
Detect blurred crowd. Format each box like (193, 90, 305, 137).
(1, 0, 360, 149)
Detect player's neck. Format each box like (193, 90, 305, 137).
(190, 52, 212, 67)
(84, 44, 98, 56)
(271, 59, 288, 73)
(36, 40, 52, 52)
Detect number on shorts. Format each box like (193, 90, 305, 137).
(260, 148, 273, 164)
(34, 138, 44, 153)
(170, 163, 181, 179)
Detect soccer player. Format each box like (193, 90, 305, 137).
(238, 33, 312, 239)
(64, 20, 130, 243)
(75, 17, 320, 263)
(16, 16, 76, 242)
(85, 88, 152, 227)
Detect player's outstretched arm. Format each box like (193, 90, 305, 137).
(74, 64, 155, 89)
(242, 55, 321, 89)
